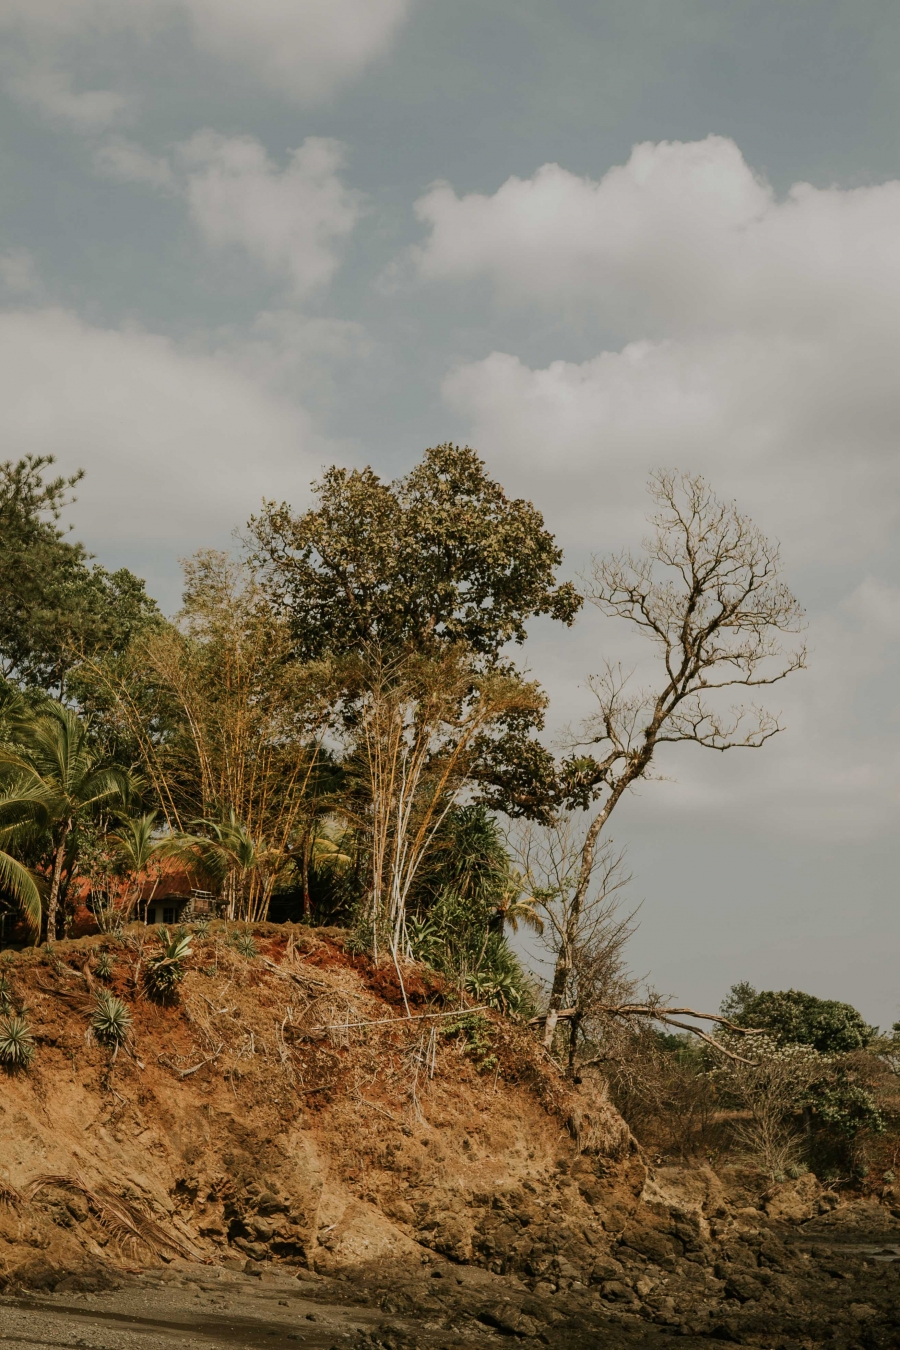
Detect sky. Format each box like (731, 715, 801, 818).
(0, 0, 898, 1024)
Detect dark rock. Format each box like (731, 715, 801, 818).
(477, 1302, 539, 1336)
(600, 1279, 638, 1304)
(724, 1272, 762, 1302)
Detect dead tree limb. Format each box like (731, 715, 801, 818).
(529, 1002, 763, 1063)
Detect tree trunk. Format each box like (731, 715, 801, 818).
(45, 820, 72, 942)
(567, 1011, 582, 1077)
(542, 769, 637, 1049)
(302, 829, 311, 921)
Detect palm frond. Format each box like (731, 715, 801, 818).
(0, 850, 42, 935)
(0, 1175, 23, 1209)
(27, 1174, 201, 1261)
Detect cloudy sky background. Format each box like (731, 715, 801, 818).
(1, 0, 898, 1022)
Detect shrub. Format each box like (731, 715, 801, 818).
(144, 928, 193, 999)
(440, 1012, 497, 1072)
(94, 950, 113, 981)
(0, 1014, 34, 1069)
(91, 992, 132, 1048)
(723, 985, 874, 1054)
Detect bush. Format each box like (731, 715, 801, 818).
(602, 1026, 721, 1160)
(723, 985, 874, 1054)
(406, 805, 533, 1014)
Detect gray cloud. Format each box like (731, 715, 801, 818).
(0, 0, 414, 104)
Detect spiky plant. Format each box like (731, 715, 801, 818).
(94, 950, 113, 981)
(144, 928, 193, 999)
(231, 930, 258, 960)
(90, 992, 132, 1048)
(0, 1014, 35, 1069)
(0, 975, 13, 1014)
(194, 918, 211, 939)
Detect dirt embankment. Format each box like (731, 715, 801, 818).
(1, 926, 899, 1350)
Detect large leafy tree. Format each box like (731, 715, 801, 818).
(249, 444, 581, 663)
(249, 444, 580, 821)
(0, 455, 159, 694)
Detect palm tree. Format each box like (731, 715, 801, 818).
(172, 808, 285, 922)
(106, 811, 169, 922)
(0, 701, 136, 939)
(0, 779, 48, 937)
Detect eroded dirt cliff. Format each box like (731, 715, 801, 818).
(1, 925, 899, 1349)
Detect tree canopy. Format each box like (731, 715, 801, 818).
(0, 455, 159, 694)
(249, 443, 581, 663)
(723, 984, 875, 1054)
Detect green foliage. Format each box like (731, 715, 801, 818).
(723, 984, 874, 1054)
(90, 991, 132, 1047)
(250, 444, 580, 664)
(144, 928, 193, 999)
(406, 805, 533, 1014)
(813, 1080, 885, 1139)
(655, 1030, 708, 1070)
(94, 950, 113, 981)
(231, 930, 258, 960)
(250, 446, 581, 822)
(0, 455, 158, 694)
(439, 1012, 497, 1073)
(0, 696, 138, 938)
(0, 1013, 34, 1069)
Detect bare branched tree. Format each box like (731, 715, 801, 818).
(517, 814, 638, 1069)
(544, 471, 805, 1045)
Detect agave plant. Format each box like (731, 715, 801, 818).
(0, 1013, 35, 1069)
(94, 950, 113, 981)
(144, 928, 193, 999)
(231, 930, 258, 960)
(90, 992, 132, 1049)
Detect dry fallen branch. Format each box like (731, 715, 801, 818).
(179, 1044, 224, 1078)
(529, 1002, 764, 1064)
(317, 1004, 490, 1032)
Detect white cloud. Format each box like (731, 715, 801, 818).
(6, 64, 127, 131)
(443, 333, 900, 565)
(0, 306, 329, 564)
(93, 137, 175, 190)
(416, 135, 900, 338)
(176, 133, 360, 297)
(428, 136, 900, 846)
(0, 0, 412, 103)
(181, 0, 412, 101)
